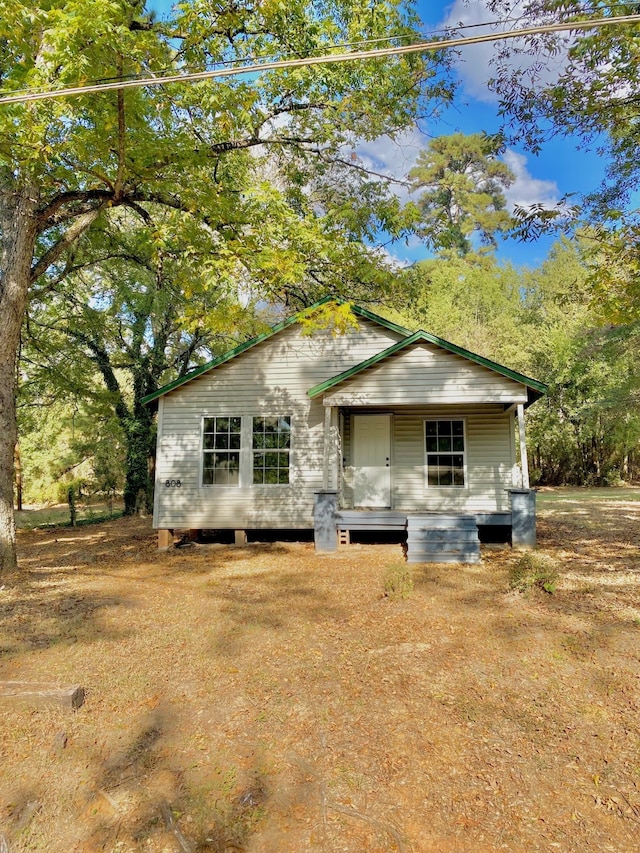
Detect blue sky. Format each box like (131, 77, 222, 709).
(148, 0, 606, 269)
(410, 0, 607, 267)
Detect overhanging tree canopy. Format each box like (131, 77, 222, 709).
(0, 0, 455, 570)
(486, 0, 640, 318)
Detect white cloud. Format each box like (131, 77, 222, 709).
(503, 149, 560, 210)
(295, 128, 427, 206)
(347, 127, 429, 204)
(439, 0, 570, 103)
(349, 133, 562, 214)
(348, 132, 561, 217)
(355, 127, 424, 177)
(371, 243, 411, 270)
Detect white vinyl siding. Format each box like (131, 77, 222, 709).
(393, 406, 513, 513)
(154, 319, 402, 529)
(339, 405, 514, 513)
(154, 318, 523, 528)
(323, 342, 528, 407)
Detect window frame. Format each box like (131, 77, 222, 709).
(423, 418, 467, 489)
(200, 415, 243, 487)
(251, 415, 292, 486)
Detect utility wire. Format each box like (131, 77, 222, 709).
(0, 8, 617, 98)
(0, 14, 638, 106)
(0, 14, 531, 97)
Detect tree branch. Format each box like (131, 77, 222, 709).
(37, 190, 113, 229)
(30, 205, 109, 283)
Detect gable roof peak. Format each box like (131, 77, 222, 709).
(307, 327, 547, 403)
(141, 297, 409, 406)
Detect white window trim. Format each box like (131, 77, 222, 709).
(199, 414, 294, 489)
(200, 415, 243, 488)
(424, 417, 468, 490)
(250, 415, 293, 488)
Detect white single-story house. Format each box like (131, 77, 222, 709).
(142, 299, 546, 561)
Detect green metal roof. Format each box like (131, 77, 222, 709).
(141, 297, 411, 406)
(307, 330, 548, 404)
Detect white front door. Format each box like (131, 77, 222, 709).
(353, 414, 391, 507)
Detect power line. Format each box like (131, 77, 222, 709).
(0, 9, 621, 100)
(0, 14, 638, 106)
(6, 3, 616, 100)
(0, 14, 532, 98)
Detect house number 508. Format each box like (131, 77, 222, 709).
(165, 479, 182, 488)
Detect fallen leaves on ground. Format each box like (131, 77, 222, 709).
(0, 494, 639, 852)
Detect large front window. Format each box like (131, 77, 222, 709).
(425, 419, 466, 487)
(201, 415, 292, 486)
(252, 416, 291, 484)
(202, 417, 241, 485)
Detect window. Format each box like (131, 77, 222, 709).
(252, 416, 291, 484)
(202, 417, 241, 485)
(425, 419, 466, 487)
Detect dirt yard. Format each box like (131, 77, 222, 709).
(1, 490, 640, 852)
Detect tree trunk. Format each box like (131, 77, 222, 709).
(122, 365, 158, 516)
(14, 442, 23, 512)
(122, 413, 157, 515)
(0, 181, 39, 572)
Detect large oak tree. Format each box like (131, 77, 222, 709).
(0, 0, 455, 570)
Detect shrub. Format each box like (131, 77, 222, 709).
(383, 563, 414, 600)
(509, 552, 559, 594)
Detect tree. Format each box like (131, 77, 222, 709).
(515, 238, 640, 484)
(0, 0, 455, 571)
(393, 236, 640, 485)
(407, 132, 514, 255)
(394, 251, 525, 364)
(21, 210, 267, 514)
(17, 394, 126, 508)
(486, 1, 640, 316)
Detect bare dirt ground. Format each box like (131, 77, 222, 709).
(1, 491, 640, 852)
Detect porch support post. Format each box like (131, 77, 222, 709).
(330, 406, 339, 491)
(323, 405, 339, 491)
(517, 403, 530, 489)
(509, 489, 537, 550)
(322, 405, 332, 490)
(313, 490, 338, 553)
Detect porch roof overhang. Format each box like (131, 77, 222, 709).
(308, 331, 547, 408)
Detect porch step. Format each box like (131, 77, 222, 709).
(336, 511, 407, 531)
(406, 514, 481, 564)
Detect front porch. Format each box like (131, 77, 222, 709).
(314, 491, 536, 562)
(313, 397, 537, 563)
(320, 404, 532, 513)
(335, 509, 512, 531)
(313, 328, 544, 563)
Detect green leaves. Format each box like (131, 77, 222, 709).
(0, 0, 457, 306)
(408, 133, 515, 255)
(393, 235, 640, 487)
(488, 2, 640, 324)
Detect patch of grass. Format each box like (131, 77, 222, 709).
(383, 563, 414, 600)
(537, 486, 640, 505)
(15, 502, 124, 530)
(509, 552, 559, 594)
